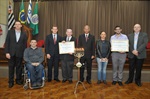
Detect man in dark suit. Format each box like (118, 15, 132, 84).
(5, 21, 27, 88)
(78, 25, 95, 84)
(125, 24, 148, 87)
(45, 26, 62, 82)
(60, 29, 76, 83)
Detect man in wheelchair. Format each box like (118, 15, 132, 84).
(24, 39, 44, 87)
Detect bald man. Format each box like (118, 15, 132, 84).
(125, 24, 148, 87)
(78, 25, 95, 84)
(60, 29, 76, 83)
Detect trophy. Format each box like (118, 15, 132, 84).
(74, 48, 86, 94)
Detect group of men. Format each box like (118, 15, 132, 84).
(5, 20, 148, 88)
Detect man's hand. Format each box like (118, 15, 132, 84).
(119, 51, 125, 54)
(47, 54, 51, 59)
(132, 50, 138, 56)
(91, 56, 95, 59)
(68, 53, 73, 55)
(31, 63, 36, 66)
(62, 41, 66, 43)
(32, 63, 40, 66)
(6, 53, 11, 59)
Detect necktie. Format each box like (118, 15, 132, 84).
(53, 34, 56, 44)
(85, 34, 88, 42)
(67, 37, 69, 42)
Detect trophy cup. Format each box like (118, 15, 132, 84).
(74, 48, 86, 94)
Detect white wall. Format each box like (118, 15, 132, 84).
(0, 0, 14, 47)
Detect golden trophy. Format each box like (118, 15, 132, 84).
(74, 48, 86, 94)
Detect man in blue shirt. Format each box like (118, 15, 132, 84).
(110, 26, 128, 86)
(125, 24, 148, 87)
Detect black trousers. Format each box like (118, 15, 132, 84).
(128, 56, 144, 83)
(61, 60, 74, 80)
(80, 56, 92, 81)
(47, 54, 59, 80)
(8, 56, 23, 83)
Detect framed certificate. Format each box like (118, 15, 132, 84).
(111, 40, 129, 52)
(59, 41, 75, 54)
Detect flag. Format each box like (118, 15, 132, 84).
(30, 1, 39, 35)
(27, 0, 32, 24)
(8, 1, 15, 30)
(19, 0, 26, 24)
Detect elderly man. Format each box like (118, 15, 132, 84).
(125, 24, 148, 87)
(24, 39, 44, 87)
(61, 29, 76, 83)
(78, 25, 95, 84)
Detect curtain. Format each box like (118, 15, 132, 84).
(13, 0, 150, 41)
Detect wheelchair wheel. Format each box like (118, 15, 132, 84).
(23, 84, 28, 90)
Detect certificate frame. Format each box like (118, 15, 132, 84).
(59, 41, 75, 54)
(111, 40, 129, 52)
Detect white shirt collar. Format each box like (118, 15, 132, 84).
(85, 33, 89, 36)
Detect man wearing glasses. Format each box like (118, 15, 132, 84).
(110, 26, 128, 86)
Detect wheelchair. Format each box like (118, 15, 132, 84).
(22, 64, 45, 90)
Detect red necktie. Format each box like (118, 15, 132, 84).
(53, 35, 56, 44)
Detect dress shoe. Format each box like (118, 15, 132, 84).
(16, 81, 23, 85)
(118, 81, 123, 86)
(68, 80, 73, 83)
(125, 80, 132, 84)
(112, 81, 117, 85)
(32, 83, 37, 87)
(9, 83, 14, 88)
(36, 82, 42, 87)
(97, 80, 101, 84)
(48, 79, 52, 82)
(135, 82, 142, 87)
(87, 80, 92, 84)
(62, 80, 67, 83)
(54, 79, 60, 82)
(103, 80, 107, 85)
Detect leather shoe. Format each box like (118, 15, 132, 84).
(68, 80, 73, 83)
(118, 81, 123, 86)
(112, 81, 117, 85)
(125, 80, 132, 84)
(36, 82, 42, 87)
(9, 83, 14, 88)
(48, 79, 52, 82)
(62, 80, 67, 83)
(87, 80, 92, 84)
(54, 79, 60, 82)
(135, 82, 142, 87)
(16, 81, 23, 85)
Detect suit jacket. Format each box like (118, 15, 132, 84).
(60, 36, 76, 61)
(96, 39, 111, 58)
(128, 32, 148, 59)
(78, 33, 95, 58)
(5, 29, 27, 58)
(45, 33, 62, 56)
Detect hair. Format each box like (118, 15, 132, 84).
(114, 26, 122, 30)
(84, 25, 90, 30)
(52, 25, 58, 29)
(30, 39, 37, 42)
(99, 31, 106, 35)
(15, 20, 22, 24)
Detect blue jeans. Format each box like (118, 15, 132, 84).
(96, 58, 108, 81)
(26, 63, 44, 84)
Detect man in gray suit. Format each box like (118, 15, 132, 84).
(125, 24, 148, 87)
